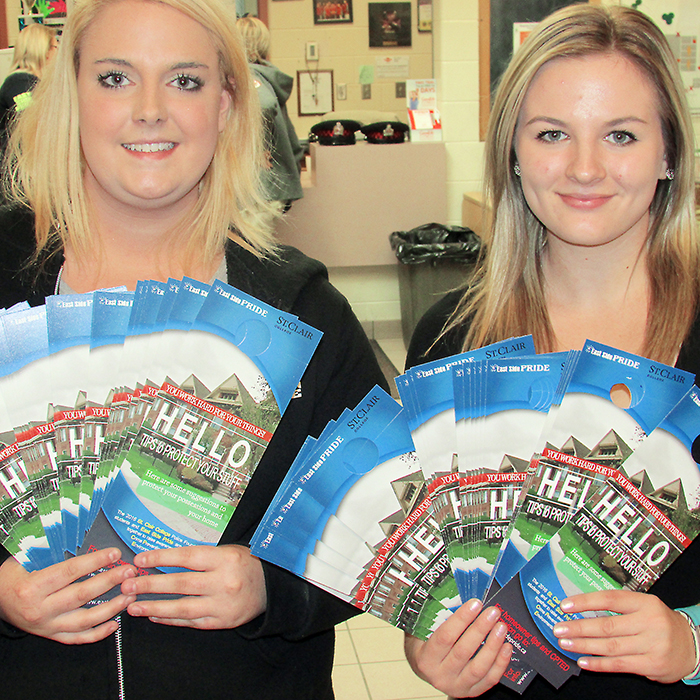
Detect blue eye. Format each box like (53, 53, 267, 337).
(536, 130, 567, 143)
(605, 130, 637, 145)
(171, 74, 203, 91)
(97, 71, 130, 88)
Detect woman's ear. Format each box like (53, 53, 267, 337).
(218, 85, 233, 133)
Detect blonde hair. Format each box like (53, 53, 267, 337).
(445, 4, 698, 364)
(10, 22, 56, 78)
(4, 0, 277, 270)
(236, 16, 270, 64)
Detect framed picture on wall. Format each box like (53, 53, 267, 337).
(313, 0, 353, 24)
(369, 2, 412, 47)
(297, 70, 334, 116)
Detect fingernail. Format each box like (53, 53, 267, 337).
(128, 604, 143, 616)
(553, 623, 568, 636)
(108, 548, 121, 562)
(560, 599, 573, 612)
(122, 579, 135, 594)
(578, 658, 590, 669)
(122, 567, 136, 580)
(495, 622, 507, 638)
(486, 607, 501, 623)
(468, 599, 482, 612)
(559, 638, 573, 649)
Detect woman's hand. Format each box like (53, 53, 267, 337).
(405, 599, 512, 698)
(121, 544, 266, 630)
(0, 549, 137, 644)
(553, 590, 695, 683)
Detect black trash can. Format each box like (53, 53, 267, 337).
(390, 223, 481, 347)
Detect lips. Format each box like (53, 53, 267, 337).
(122, 142, 176, 153)
(558, 193, 613, 209)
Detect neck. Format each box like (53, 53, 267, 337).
(543, 228, 650, 354)
(62, 185, 224, 292)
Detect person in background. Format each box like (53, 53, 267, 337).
(0, 22, 58, 152)
(403, 5, 700, 699)
(237, 15, 303, 212)
(0, 0, 385, 698)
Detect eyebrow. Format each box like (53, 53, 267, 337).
(93, 58, 210, 71)
(523, 115, 649, 128)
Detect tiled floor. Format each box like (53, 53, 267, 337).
(328, 336, 448, 700)
(333, 613, 447, 700)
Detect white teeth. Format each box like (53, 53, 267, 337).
(123, 142, 175, 153)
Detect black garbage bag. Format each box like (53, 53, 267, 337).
(389, 223, 481, 264)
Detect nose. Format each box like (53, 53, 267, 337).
(565, 140, 605, 185)
(133, 82, 167, 125)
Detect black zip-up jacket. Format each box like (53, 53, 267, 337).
(0, 206, 387, 699)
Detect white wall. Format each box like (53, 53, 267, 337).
(433, 0, 484, 226)
(328, 0, 483, 329)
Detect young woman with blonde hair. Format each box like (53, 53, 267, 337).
(405, 5, 700, 699)
(0, 1, 384, 697)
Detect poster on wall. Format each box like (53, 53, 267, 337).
(418, 0, 432, 32)
(369, 2, 412, 47)
(314, 0, 353, 24)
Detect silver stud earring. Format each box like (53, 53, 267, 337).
(666, 168, 674, 180)
(514, 162, 521, 177)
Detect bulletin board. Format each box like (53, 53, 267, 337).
(478, 0, 592, 139)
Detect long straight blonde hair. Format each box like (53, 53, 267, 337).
(444, 4, 698, 364)
(4, 0, 278, 270)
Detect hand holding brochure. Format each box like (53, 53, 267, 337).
(252, 338, 700, 694)
(0, 278, 322, 596)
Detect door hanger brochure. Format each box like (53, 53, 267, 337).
(485, 346, 695, 688)
(118, 280, 162, 385)
(0, 441, 53, 570)
(452, 354, 568, 601)
(81, 374, 277, 594)
(86, 388, 143, 538)
(53, 404, 88, 556)
(0, 305, 51, 435)
(251, 387, 455, 635)
(193, 280, 322, 414)
(84, 268, 324, 566)
(79, 404, 110, 545)
(491, 341, 694, 594)
(14, 420, 63, 564)
(46, 292, 95, 403)
(137, 277, 210, 390)
(397, 336, 536, 484)
(87, 289, 135, 401)
(522, 385, 700, 633)
(252, 389, 421, 564)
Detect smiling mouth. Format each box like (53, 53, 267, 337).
(122, 142, 176, 153)
(559, 193, 612, 209)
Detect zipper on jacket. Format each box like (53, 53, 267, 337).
(115, 615, 125, 700)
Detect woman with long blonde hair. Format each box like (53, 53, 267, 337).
(405, 5, 700, 699)
(0, 1, 385, 698)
